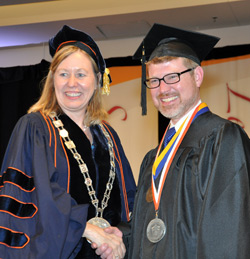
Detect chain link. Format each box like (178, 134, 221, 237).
(50, 112, 116, 218)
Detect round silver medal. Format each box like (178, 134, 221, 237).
(88, 217, 111, 228)
(146, 218, 166, 243)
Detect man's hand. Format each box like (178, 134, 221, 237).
(83, 224, 125, 259)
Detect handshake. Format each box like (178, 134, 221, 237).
(83, 223, 126, 259)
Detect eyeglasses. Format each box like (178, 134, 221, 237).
(145, 67, 196, 89)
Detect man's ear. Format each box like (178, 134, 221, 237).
(194, 66, 204, 88)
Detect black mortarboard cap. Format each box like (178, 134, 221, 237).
(49, 25, 111, 91)
(134, 23, 220, 64)
(133, 23, 220, 115)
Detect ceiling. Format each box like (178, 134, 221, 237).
(0, 0, 250, 48)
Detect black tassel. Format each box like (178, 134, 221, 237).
(141, 44, 147, 115)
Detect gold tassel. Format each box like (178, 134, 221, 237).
(102, 68, 111, 95)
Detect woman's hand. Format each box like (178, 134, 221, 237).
(83, 223, 126, 259)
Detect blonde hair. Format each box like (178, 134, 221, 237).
(28, 45, 108, 125)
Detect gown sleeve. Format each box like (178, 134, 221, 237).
(197, 122, 250, 258)
(0, 113, 89, 259)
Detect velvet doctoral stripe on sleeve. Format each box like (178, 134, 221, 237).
(0, 112, 89, 259)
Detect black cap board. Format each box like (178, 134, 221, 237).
(133, 23, 220, 65)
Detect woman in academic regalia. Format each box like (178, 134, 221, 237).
(0, 25, 136, 259)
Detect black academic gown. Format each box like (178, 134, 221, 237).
(129, 111, 250, 259)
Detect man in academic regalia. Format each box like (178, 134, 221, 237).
(128, 23, 250, 259)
